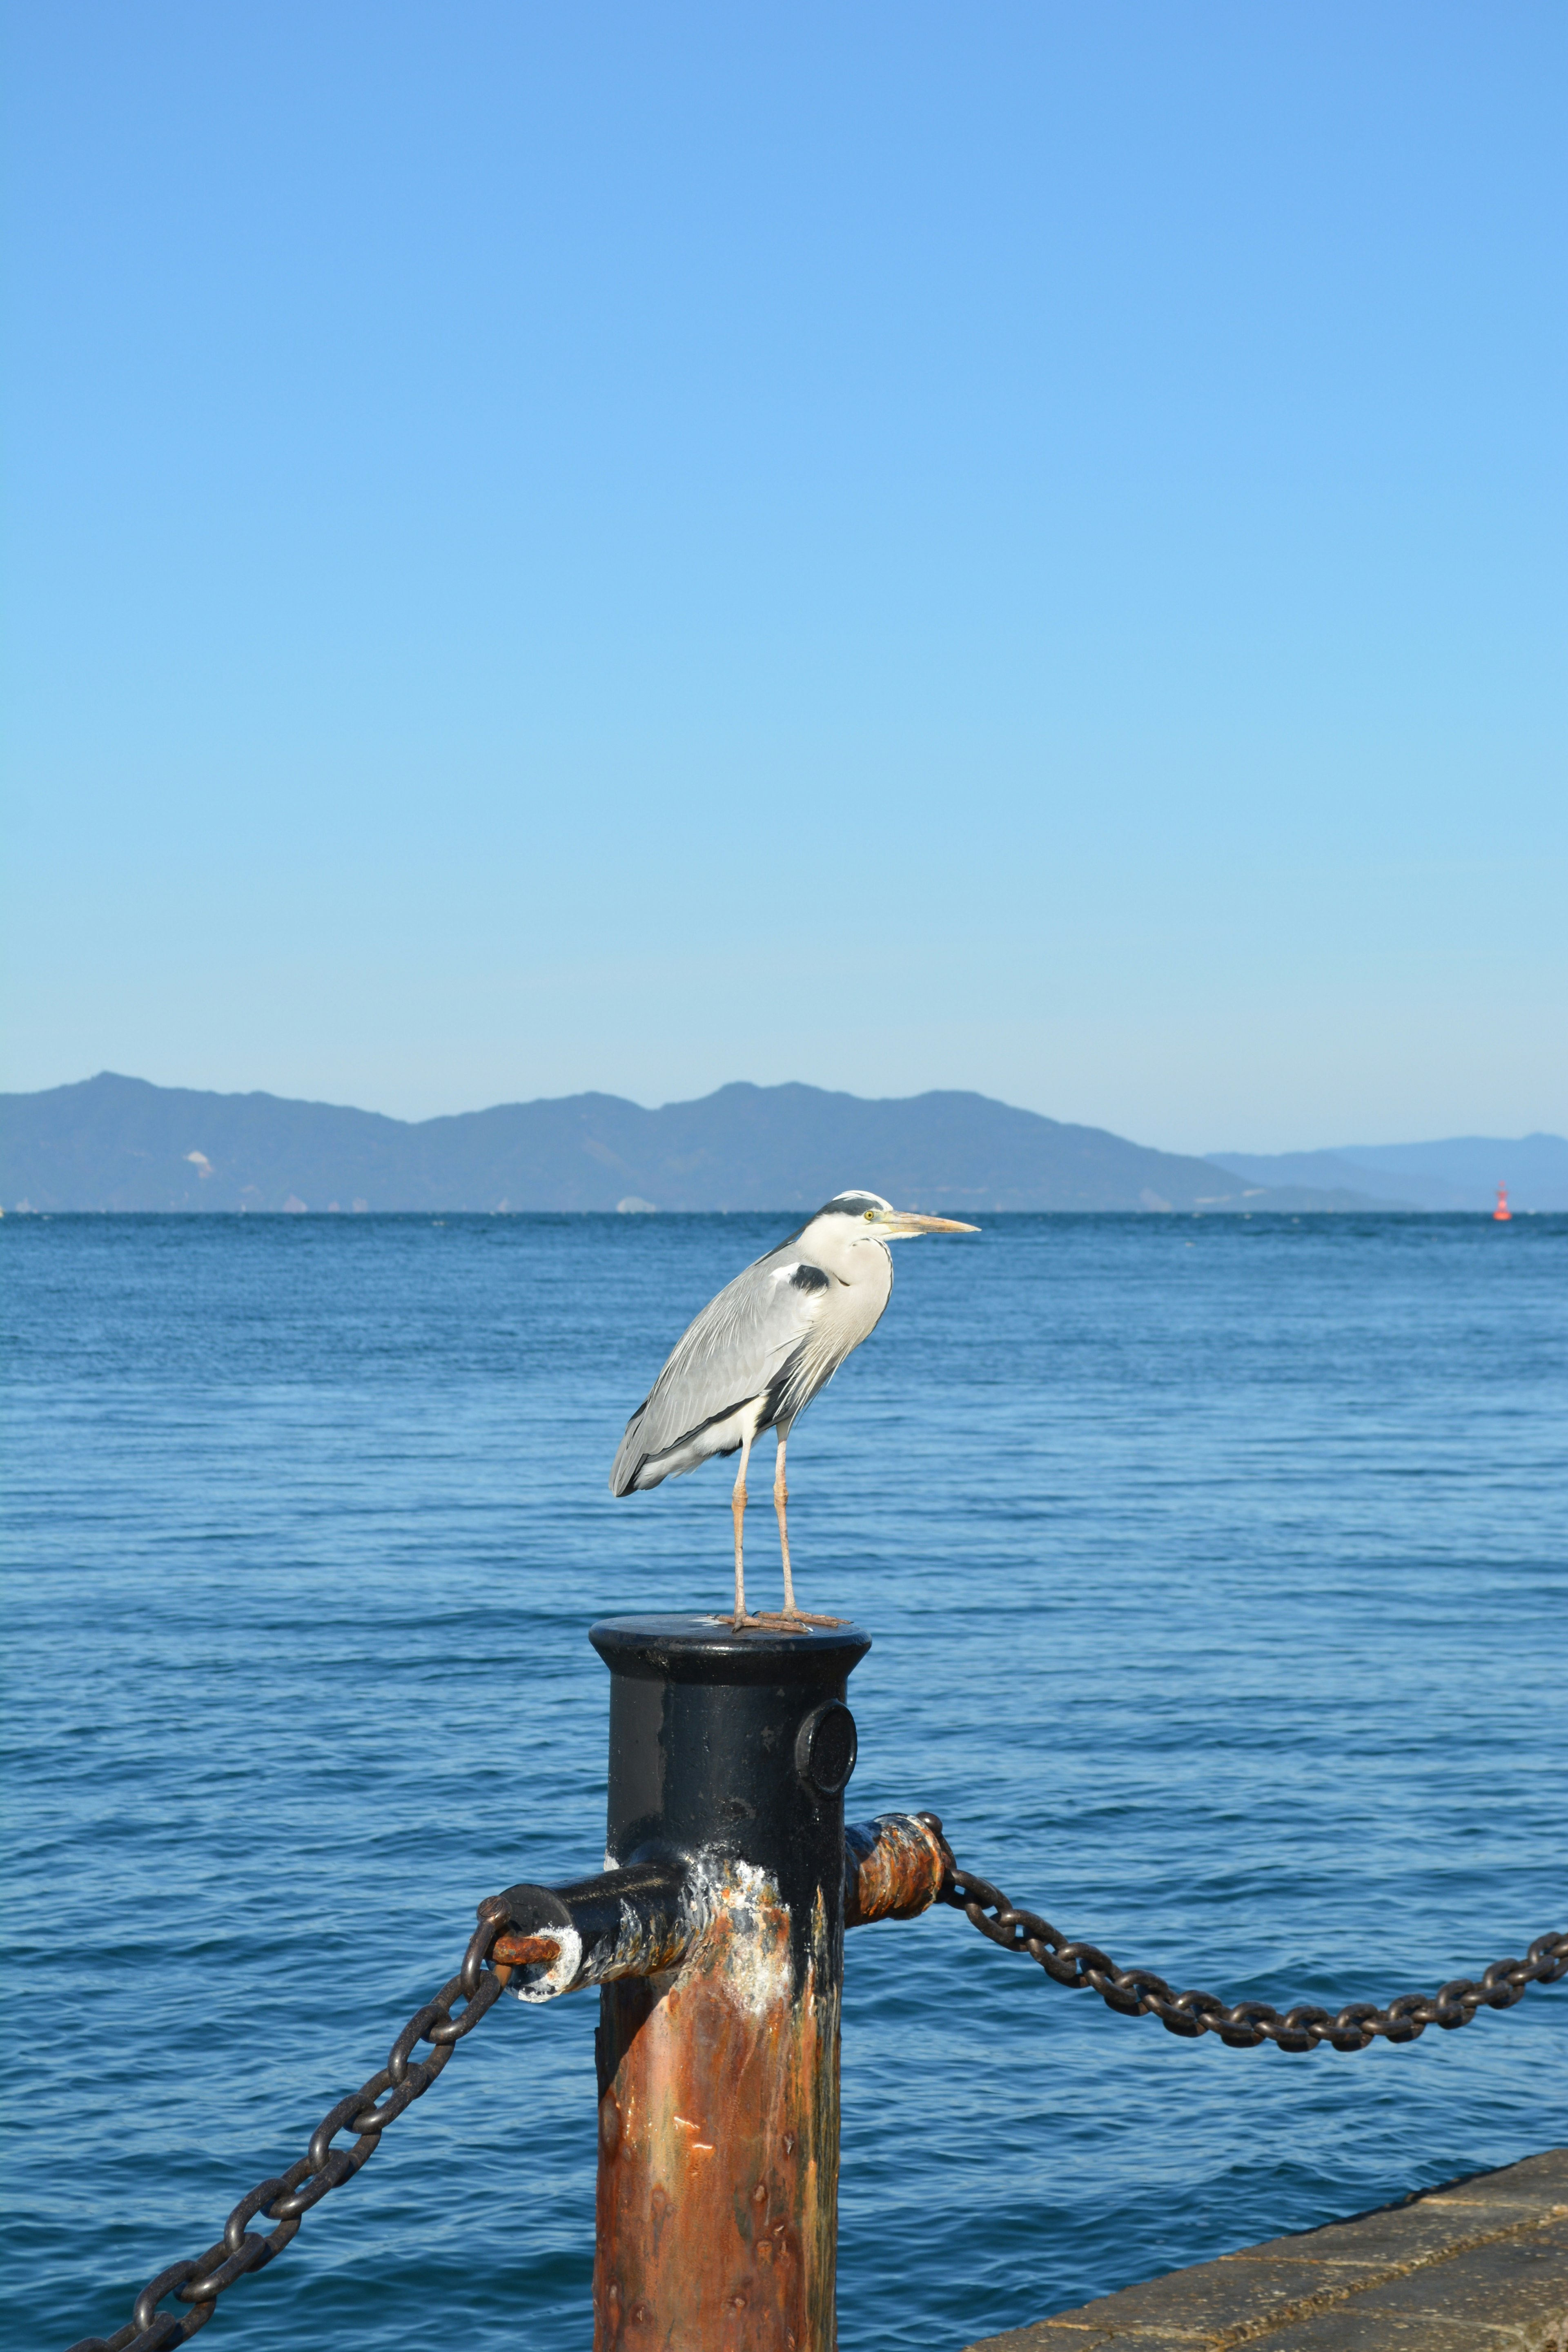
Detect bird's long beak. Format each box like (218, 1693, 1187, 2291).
(878, 1209, 980, 1236)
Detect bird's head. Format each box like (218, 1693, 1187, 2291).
(815, 1191, 979, 1242)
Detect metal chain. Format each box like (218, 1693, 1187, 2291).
(66, 1899, 512, 2352)
(916, 1817, 1568, 2053)
(60, 1837, 1568, 2350)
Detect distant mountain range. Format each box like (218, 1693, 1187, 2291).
(3, 1073, 1557, 1215)
(0, 1072, 1414, 1214)
(1207, 1134, 1568, 1213)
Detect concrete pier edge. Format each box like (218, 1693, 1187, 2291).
(967, 2149, 1567, 2352)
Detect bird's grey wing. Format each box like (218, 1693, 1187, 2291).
(610, 1251, 832, 1492)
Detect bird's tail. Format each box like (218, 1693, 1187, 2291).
(609, 1407, 647, 1497)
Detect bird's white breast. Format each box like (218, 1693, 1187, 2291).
(793, 1233, 892, 1366)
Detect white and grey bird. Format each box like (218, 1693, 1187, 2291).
(610, 1192, 978, 1624)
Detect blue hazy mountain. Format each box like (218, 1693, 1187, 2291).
(0, 1072, 1397, 1214)
(1207, 1135, 1568, 1213)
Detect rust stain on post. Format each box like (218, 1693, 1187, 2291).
(595, 1869, 839, 2352)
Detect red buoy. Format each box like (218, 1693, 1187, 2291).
(1493, 1183, 1512, 1222)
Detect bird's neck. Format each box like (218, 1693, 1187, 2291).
(809, 1231, 891, 1290)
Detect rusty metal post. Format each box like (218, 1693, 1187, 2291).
(588, 1614, 871, 2352)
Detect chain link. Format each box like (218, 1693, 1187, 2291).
(66, 1900, 512, 2352)
(916, 1817, 1568, 2053)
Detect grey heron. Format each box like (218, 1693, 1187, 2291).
(610, 1192, 978, 1624)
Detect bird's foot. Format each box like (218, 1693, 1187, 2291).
(726, 1607, 849, 1633)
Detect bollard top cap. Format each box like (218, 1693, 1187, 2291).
(590, 1613, 872, 1686)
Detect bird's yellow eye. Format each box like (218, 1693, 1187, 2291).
(864, 1209, 875, 1221)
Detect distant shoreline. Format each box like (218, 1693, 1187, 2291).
(4, 1205, 1555, 1222)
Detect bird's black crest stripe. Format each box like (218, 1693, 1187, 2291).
(790, 1262, 830, 1292)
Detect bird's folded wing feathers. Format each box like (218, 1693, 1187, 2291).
(612, 1254, 831, 1483)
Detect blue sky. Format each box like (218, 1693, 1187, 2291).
(4, 2, 1563, 1151)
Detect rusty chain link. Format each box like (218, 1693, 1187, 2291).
(65, 1899, 512, 2352)
(916, 1817, 1568, 2052)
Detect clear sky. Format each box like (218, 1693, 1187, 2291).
(3, 2, 1563, 1152)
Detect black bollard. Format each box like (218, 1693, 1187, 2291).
(588, 1614, 871, 2352)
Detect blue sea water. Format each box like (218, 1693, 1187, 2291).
(2, 1210, 1564, 2352)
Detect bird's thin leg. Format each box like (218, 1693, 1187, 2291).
(731, 1431, 753, 1627)
(775, 1429, 798, 1617)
